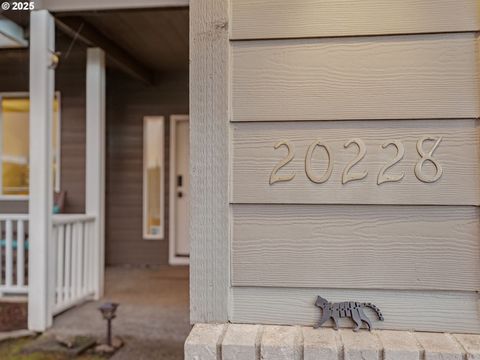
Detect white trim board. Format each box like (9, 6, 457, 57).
(142, 116, 165, 240)
(169, 114, 189, 265)
(86, 47, 106, 299)
(54, 92, 61, 193)
(189, 0, 230, 323)
(28, 8, 55, 332)
(0, 195, 28, 201)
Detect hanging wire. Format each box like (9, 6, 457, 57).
(63, 22, 85, 60)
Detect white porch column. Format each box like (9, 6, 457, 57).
(86, 48, 106, 299)
(28, 10, 55, 331)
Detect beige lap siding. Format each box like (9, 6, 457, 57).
(230, 288, 480, 333)
(231, 33, 479, 122)
(226, 1, 480, 333)
(230, 0, 480, 40)
(232, 120, 480, 205)
(232, 205, 480, 291)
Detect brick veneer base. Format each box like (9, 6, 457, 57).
(185, 324, 480, 360)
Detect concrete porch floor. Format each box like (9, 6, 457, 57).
(47, 266, 190, 359)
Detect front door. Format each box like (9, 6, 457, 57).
(169, 115, 189, 265)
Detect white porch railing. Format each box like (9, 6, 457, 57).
(52, 214, 97, 315)
(0, 214, 98, 317)
(0, 215, 29, 295)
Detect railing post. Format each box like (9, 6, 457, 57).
(86, 48, 106, 299)
(28, 10, 55, 331)
(17, 220, 25, 288)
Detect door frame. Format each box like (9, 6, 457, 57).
(169, 114, 190, 265)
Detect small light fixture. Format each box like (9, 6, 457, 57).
(98, 302, 119, 347)
(48, 50, 61, 70)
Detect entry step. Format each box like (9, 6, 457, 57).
(185, 324, 480, 360)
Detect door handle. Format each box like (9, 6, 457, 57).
(177, 191, 183, 198)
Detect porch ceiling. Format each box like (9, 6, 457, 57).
(56, 8, 189, 75)
(2, 7, 188, 82)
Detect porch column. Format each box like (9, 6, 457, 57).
(28, 10, 55, 331)
(86, 48, 106, 299)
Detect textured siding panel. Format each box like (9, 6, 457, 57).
(232, 120, 480, 205)
(231, 287, 480, 333)
(231, 33, 480, 121)
(231, 0, 480, 40)
(232, 205, 480, 290)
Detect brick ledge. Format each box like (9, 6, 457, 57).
(185, 324, 480, 360)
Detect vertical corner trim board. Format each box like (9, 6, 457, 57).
(230, 0, 480, 40)
(189, 0, 230, 323)
(230, 33, 480, 121)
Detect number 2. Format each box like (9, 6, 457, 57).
(377, 140, 405, 185)
(269, 140, 295, 185)
(342, 138, 368, 184)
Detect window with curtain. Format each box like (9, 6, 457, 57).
(0, 93, 61, 198)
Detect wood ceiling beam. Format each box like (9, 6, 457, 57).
(38, 0, 188, 12)
(55, 16, 153, 85)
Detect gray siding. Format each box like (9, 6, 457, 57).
(106, 71, 189, 265)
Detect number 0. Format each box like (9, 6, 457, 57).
(305, 140, 333, 184)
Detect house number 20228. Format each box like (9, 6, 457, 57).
(269, 136, 443, 186)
